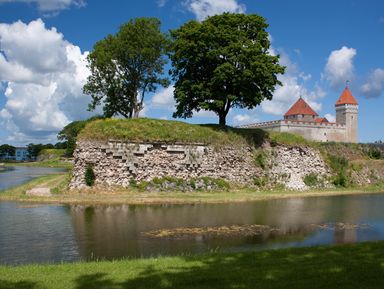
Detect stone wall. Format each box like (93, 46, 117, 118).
(70, 140, 331, 191)
(265, 145, 330, 190)
(240, 120, 347, 142)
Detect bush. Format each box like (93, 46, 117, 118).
(304, 173, 319, 187)
(328, 155, 349, 172)
(254, 151, 267, 169)
(253, 176, 267, 187)
(84, 165, 96, 186)
(367, 148, 382, 159)
(333, 172, 348, 187)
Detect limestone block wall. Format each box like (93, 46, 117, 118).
(266, 145, 330, 190)
(70, 140, 331, 191)
(70, 140, 261, 188)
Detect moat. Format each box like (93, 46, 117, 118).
(1, 193, 384, 265)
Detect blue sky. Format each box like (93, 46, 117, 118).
(0, 0, 383, 145)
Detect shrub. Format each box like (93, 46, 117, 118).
(254, 151, 267, 169)
(304, 173, 319, 187)
(84, 165, 96, 186)
(367, 148, 382, 159)
(253, 176, 267, 187)
(328, 155, 349, 172)
(333, 172, 348, 187)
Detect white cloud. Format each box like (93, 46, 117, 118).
(231, 112, 258, 126)
(0, 19, 93, 143)
(151, 85, 175, 108)
(185, 0, 246, 21)
(324, 46, 356, 90)
(157, 0, 166, 7)
(324, 113, 336, 123)
(360, 68, 384, 98)
(0, 0, 85, 12)
(261, 48, 323, 116)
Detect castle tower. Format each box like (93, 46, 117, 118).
(335, 87, 358, 143)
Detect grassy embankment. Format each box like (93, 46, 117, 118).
(1, 118, 383, 204)
(1, 241, 384, 289)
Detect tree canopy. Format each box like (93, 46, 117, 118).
(169, 13, 285, 125)
(0, 144, 15, 158)
(84, 17, 169, 118)
(58, 116, 103, 157)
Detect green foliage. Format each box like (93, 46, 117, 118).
(58, 116, 103, 157)
(328, 155, 349, 172)
(304, 173, 320, 187)
(27, 143, 57, 159)
(254, 151, 267, 169)
(0, 144, 15, 158)
(253, 176, 268, 187)
(134, 176, 230, 191)
(367, 148, 383, 159)
(84, 17, 169, 119)
(327, 155, 350, 187)
(333, 171, 348, 187)
(169, 13, 285, 126)
(84, 165, 96, 186)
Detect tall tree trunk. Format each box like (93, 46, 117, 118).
(219, 112, 226, 126)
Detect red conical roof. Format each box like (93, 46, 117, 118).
(284, 98, 318, 117)
(335, 87, 358, 106)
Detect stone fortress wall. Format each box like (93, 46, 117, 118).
(70, 140, 330, 190)
(241, 120, 347, 142)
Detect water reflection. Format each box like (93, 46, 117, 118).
(1, 193, 384, 265)
(0, 166, 66, 191)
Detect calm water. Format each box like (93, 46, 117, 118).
(0, 166, 66, 190)
(1, 193, 384, 265)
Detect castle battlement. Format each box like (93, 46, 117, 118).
(241, 87, 358, 143)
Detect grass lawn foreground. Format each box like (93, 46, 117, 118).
(1, 241, 384, 289)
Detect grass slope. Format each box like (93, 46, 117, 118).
(1, 241, 384, 289)
(78, 118, 269, 147)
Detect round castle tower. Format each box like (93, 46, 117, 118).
(335, 87, 358, 143)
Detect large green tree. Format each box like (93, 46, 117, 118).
(169, 13, 285, 126)
(84, 17, 169, 118)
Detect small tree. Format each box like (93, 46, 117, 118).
(0, 144, 15, 158)
(169, 13, 285, 126)
(84, 17, 169, 118)
(58, 116, 103, 157)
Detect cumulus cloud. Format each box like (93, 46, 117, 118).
(0, 19, 92, 143)
(231, 112, 258, 126)
(324, 113, 336, 123)
(360, 68, 384, 98)
(261, 48, 323, 116)
(324, 46, 356, 90)
(0, 0, 85, 12)
(151, 86, 175, 108)
(185, 0, 246, 21)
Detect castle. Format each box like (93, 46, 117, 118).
(240, 87, 358, 143)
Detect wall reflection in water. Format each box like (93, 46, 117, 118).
(68, 194, 384, 260)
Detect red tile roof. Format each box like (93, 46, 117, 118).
(315, 117, 329, 123)
(335, 87, 358, 105)
(284, 98, 319, 117)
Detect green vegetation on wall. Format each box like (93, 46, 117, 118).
(84, 165, 96, 186)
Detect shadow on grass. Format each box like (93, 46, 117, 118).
(0, 280, 39, 289)
(74, 242, 384, 289)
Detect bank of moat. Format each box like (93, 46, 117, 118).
(240, 87, 358, 143)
